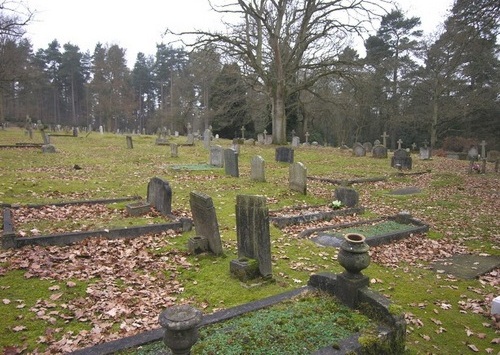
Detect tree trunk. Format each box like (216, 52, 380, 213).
(431, 86, 439, 148)
(272, 87, 287, 144)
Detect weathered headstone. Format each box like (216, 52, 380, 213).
(305, 132, 310, 145)
(41, 131, 50, 145)
(363, 142, 373, 153)
(419, 146, 431, 160)
(41, 144, 56, 153)
(189, 191, 223, 255)
(480, 140, 487, 158)
(334, 187, 359, 207)
(352, 143, 366, 157)
(170, 143, 178, 158)
(209, 145, 224, 167)
(251, 155, 265, 182)
(224, 148, 239, 177)
(99, 126, 104, 134)
(391, 149, 412, 170)
(186, 133, 194, 145)
(233, 195, 272, 278)
(72, 127, 78, 137)
(289, 162, 307, 195)
(275, 146, 294, 163)
(374, 139, 381, 146)
(291, 136, 300, 148)
(257, 133, 264, 144)
(147, 177, 172, 216)
(126, 135, 133, 149)
(203, 128, 211, 149)
(467, 146, 479, 161)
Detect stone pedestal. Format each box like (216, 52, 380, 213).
(159, 305, 202, 355)
(187, 236, 208, 254)
(230, 257, 260, 281)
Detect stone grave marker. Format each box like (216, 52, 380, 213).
(189, 191, 223, 255)
(381, 131, 389, 147)
(352, 143, 366, 157)
(73, 127, 78, 137)
(275, 146, 294, 163)
(186, 133, 194, 145)
(467, 146, 479, 161)
(126, 135, 133, 149)
(41, 131, 50, 145)
(480, 140, 487, 158)
(170, 143, 178, 158)
(391, 149, 412, 170)
(292, 136, 300, 148)
(147, 177, 172, 216)
(41, 144, 56, 153)
(209, 145, 224, 168)
(363, 142, 373, 153)
(224, 148, 239, 177)
(232, 195, 272, 279)
(419, 146, 431, 160)
(372, 144, 387, 159)
(374, 139, 381, 146)
(251, 155, 265, 182)
(231, 143, 240, 155)
(334, 187, 359, 207)
(99, 126, 104, 134)
(257, 133, 264, 144)
(305, 132, 310, 145)
(203, 128, 211, 149)
(289, 162, 307, 195)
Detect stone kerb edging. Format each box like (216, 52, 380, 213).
(1, 197, 192, 249)
(270, 206, 365, 228)
(70, 282, 405, 355)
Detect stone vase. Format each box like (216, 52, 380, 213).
(338, 233, 370, 278)
(159, 304, 202, 355)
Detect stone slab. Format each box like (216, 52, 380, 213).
(431, 254, 500, 279)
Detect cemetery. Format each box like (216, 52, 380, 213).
(0, 128, 499, 354)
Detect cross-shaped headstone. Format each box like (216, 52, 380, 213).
(305, 132, 310, 144)
(397, 139, 403, 150)
(263, 129, 267, 136)
(381, 131, 389, 147)
(480, 140, 487, 158)
(423, 140, 428, 148)
(241, 126, 245, 139)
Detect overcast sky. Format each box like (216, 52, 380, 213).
(24, 0, 454, 66)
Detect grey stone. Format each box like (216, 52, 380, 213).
(275, 146, 294, 163)
(352, 143, 366, 157)
(186, 133, 194, 145)
(468, 147, 479, 161)
(250, 155, 265, 182)
(391, 149, 412, 170)
(209, 145, 224, 167)
(235, 195, 272, 278)
(203, 129, 211, 149)
(189, 191, 223, 255)
(334, 187, 359, 207)
(389, 186, 422, 195)
(147, 177, 172, 216)
(419, 147, 431, 160)
(289, 162, 307, 195)
(372, 145, 388, 159)
(257, 133, 264, 144)
(41, 144, 56, 153)
(363, 142, 373, 153)
(170, 143, 178, 158)
(224, 148, 239, 177)
(431, 255, 500, 279)
(291, 136, 300, 148)
(126, 135, 133, 149)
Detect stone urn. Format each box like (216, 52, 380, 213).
(338, 233, 370, 278)
(159, 304, 203, 355)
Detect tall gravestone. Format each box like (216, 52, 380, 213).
(250, 155, 265, 182)
(291, 136, 300, 148)
(232, 195, 272, 278)
(209, 145, 224, 168)
(224, 148, 239, 177)
(289, 162, 307, 195)
(170, 143, 178, 158)
(147, 177, 172, 216)
(126, 135, 133, 149)
(275, 146, 294, 163)
(189, 191, 223, 256)
(203, 129, 211, 149)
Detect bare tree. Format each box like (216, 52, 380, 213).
(171, 0, 387, 144)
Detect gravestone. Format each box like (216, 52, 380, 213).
(257, 133, 264, 144)
(486, 150, 500, 163)
(381, 131, 389, 147)
(99, 126, 104, 134)
(352, 143, 366, 157)
(41, 144, 56, 153)
(289, 162, 307, 195)
(231, 143, 240, 155)
(468, 146, 479, 161)
(480, 140, 487, 158)
(363, 142, 373, 153)
(203, 128, 211, 149)
(419, 147, 431, 160)
(372, 145, 388, 159)
(264, 135, 273, 145)
(233, 195, 272, 278)
(170, 143, 178, 158)
(41, 131, 50, 145)
(189, 191, 223, 255)
(250, 155, 265, 182)
(374, 139, 381, 146)
(209, 145, 224, 167)
(391, 149, 412, 170)
(305, 132, 310, 145)
(186, 133, 194, 145)
(224, 148, 239, 177)
(72, 127, 78, 137)
(292, 136, 300, 148)
(126, 135, 133, 149)
(147, 177, 172, 216)
(334, 187, 359, 207)
(275, 146, 294, 163)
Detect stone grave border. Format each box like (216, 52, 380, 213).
(1, 196, 193, 249)
(270, 205, 365, 228)
(0, 143, 45, 149)
(71, 280, 405, 355)
(308, 175, 387, 185)
(298, 213, 429, 247)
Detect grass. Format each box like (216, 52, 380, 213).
(0, 128, 499, 354)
